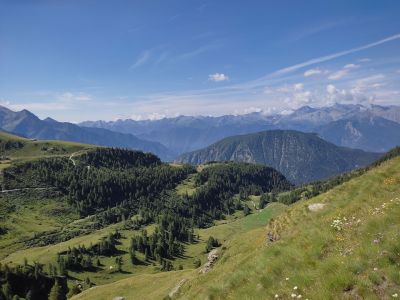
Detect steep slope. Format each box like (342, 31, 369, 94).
(0, 106, 174, 160)
(369, 104, 400, 123)
(176, 130, 381, 184)
(316, 113, 400, 152)
(73, 149, 400, 300)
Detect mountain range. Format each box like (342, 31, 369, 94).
(0, 105, 174, 160)
(1, 103, 400, 162)
(176, 130, 381, 185)
(81, 103, 400, 154)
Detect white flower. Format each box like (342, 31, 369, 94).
(392, 293, 398, 298)
(291, 294, 297, 298)
(275, 295, 279, 299)
(297, 295, 302, 299)
(293, 286, 298, 290)
(286, 277, 290, 281)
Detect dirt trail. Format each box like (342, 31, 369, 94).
(1, 187, 55, 193)
(168, 279, 188, 298)
(69, 152, 77, 166)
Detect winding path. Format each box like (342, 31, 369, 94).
(69, 152, 77, 166)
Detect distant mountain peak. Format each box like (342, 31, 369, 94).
(295, 105, 316, 113)
(43, 117, 58, 123)
(0, 106, 175, 161)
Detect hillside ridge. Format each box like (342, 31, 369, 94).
(176, 129, 381, 184)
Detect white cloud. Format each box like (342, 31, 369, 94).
(0, 91, 95, 117)
(294, 83, 304, 91)
(304, 68, 322, 77)
(274, 33, 400, 76)
(130, 50, 151, 69)
(326, 84, 337, 94)
(243, 107, 262, 114)
(0, 99, 11, 107)
(57, 92, 92, 102)
(328, 63, 360, 80)
(6, 34, 400, 122)
(328, 69, 350, 80)
(208, 73, 229, 82)
(324, 78, 388, 105)
(358, 58, 371, 63)
(344, 63, 360, 69)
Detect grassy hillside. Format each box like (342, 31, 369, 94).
(74, 153, 400, 299)
(70, 203, 287, 300)
(0, 130, 94, 171)
(1, 140, 292, 299)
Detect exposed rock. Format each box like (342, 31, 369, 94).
(168, 279, 188, 298)
(308, 203, 326, 212)
(199, 249, 219, 274)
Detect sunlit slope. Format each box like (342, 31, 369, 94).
(0, 130, 94, 167)
(177, 156, 400, 299)
(71, 203, 287, 300)
(75, 156, 399, 300)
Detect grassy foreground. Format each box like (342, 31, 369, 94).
(74, 156, 400, 300)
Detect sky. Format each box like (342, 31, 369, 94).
(1, 0, 400, 122)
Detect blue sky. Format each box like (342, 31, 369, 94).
(1, 0, 400, 122)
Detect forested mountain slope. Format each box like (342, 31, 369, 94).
(176, 130, 380, 184)
(74, 147, 400, 300)
(0, 138, 291, 299)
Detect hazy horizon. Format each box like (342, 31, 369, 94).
(1, 1, 400, 122)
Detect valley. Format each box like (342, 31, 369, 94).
(0, 131, 291, 298)
(2, 2, 400, 299)
(1, 130, 399, 299)
(76, 148, 400, 299)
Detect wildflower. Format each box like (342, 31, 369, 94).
(331, 219, 343, 231)
(373, 267, 378, 271)
(286, 277, 290, 281)
(392, 293, 398, 298)
(275, 295, 279, 299)
(293, 286, 298, 290)
(291, 294, 297, 298)
(297, 295, 302, 299)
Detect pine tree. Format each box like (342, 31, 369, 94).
(48, 281, 66, 300)
(130, 249, 137, 265)
(144, 248, 149, 261)
(115, 257, 123, 272)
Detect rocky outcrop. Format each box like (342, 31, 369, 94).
(199, 249, 219, 274)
